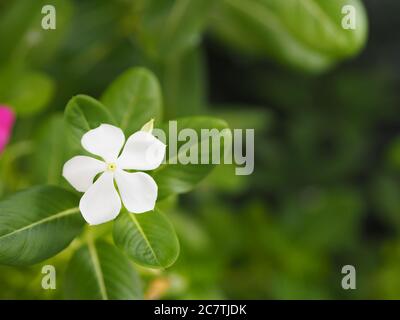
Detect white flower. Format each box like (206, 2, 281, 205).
(62, 122, 166, 225)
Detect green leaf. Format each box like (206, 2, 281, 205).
(2, 71, 54, 116)
(134, 0, 215, 60)
(64, 240, 143, 300)
(113, 209, 180, 269)
(210, 0, 368, 72)
(101, 67, 163, 136)
(0, 186, 84, 266)
(32, 114, 71, 185)
(152, 116, 231, 199)
(64, 94, 115, 152)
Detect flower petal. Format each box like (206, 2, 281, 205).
(0, 106, 15, 131)
(79, 172, 121, 225)
(114, 170, 157, 213)
(62, 156, 106, 192)
(117, 131, 166, 170)
(0, 106, 15, 154)
(81, 124, 125, 162)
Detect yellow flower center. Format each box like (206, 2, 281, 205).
(107, 162, 117, 172)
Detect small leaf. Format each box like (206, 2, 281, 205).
(0, 186, 84, 266)
(64, 240, 143, 300)
(141, 118, 155, 133)
(101, 67, 162, 136)
(64, 94, 115, 152)
(153, 116, 231, 199)
(113, 209, 180, 269)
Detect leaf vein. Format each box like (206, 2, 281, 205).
(0, 207, 80, 241)
(128, 213, 162, 268)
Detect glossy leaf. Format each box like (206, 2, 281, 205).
(101, 67, 162, 136)
(0, 186, 84, 266)
(210, 0, 368, 72)
(152, 116, 231, 199)
(64, 240, 143, 300)
(113, 209, 180, 269)
(64, 94, 115, 152)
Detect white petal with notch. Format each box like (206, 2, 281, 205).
(81, 124, 125, 162)
(116, 131, 166, 170)
(62, 156, 106, 192)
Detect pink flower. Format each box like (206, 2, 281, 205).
(0, 106, 15, 154)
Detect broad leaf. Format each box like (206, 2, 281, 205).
(210, 0, 368, 72)
(152, 116, 231, 199)
(101, 67, 162, 136)
(113, 209, 180, 269)
(64, 94, 115, 152)
(64, 240, 143, 300)
(0, 186, 84, 266)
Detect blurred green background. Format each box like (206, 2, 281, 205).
(1, 0, 400, 299)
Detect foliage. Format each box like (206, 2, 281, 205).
(0, 63, 228, 298)
(2, 0, 399, 301)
